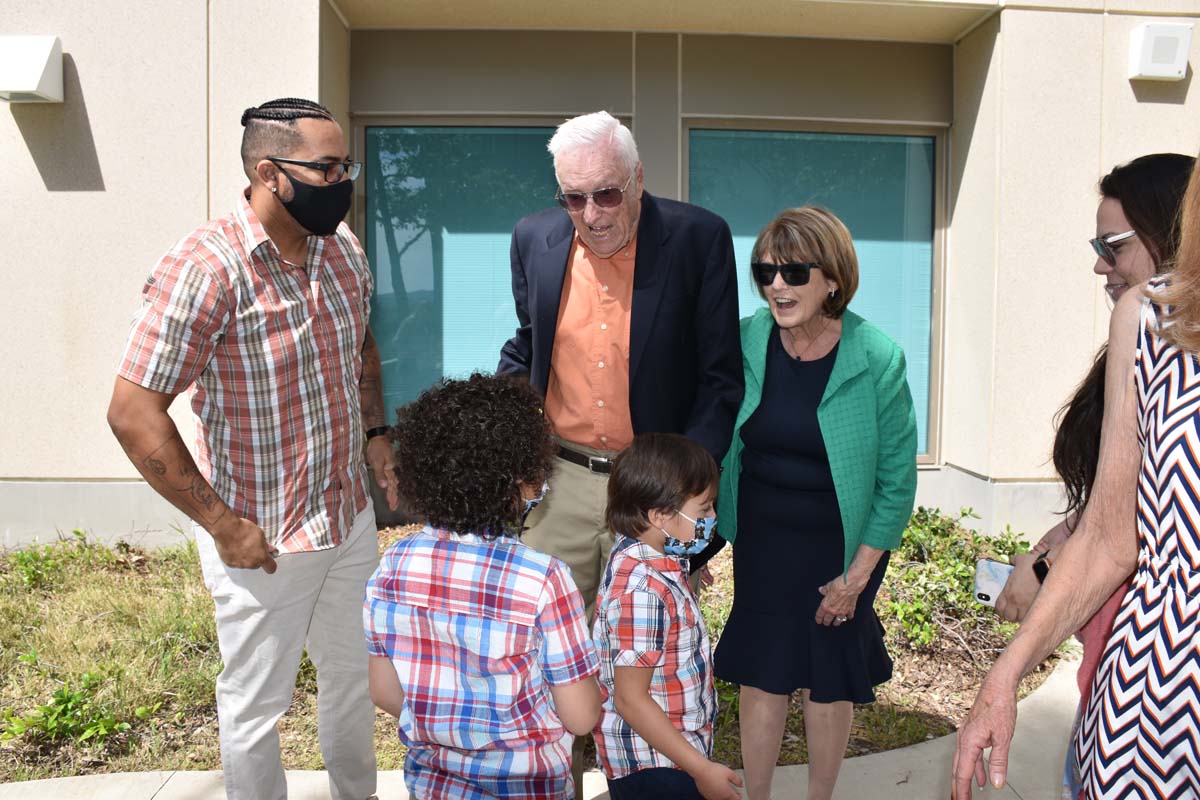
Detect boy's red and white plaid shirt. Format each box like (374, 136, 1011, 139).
(592, 535, 717, 779)
(118, 193, 373, 553)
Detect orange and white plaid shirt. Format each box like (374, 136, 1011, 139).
(118, 193, 373, 553)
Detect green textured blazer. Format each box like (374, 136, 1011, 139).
(716, 308, 918, 573)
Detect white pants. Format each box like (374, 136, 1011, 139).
(197, 505, 380, 800)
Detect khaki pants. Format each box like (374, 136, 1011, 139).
(196, 505, 380, 800)
(522, 441, 617, 796)
(522, 443, 617, 622)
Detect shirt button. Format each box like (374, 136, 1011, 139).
(601, 435, 608, 443)
(600, 323, 608, 331)
(597, 400, 605, 408)
(598, 361, 605, 368)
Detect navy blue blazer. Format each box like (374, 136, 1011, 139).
(497, 192, 744, 462)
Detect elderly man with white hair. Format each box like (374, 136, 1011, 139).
(499, 110, 742, 613)
(498, 107, 743, 796)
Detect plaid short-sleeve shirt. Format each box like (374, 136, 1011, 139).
(364, 527, 599, 800)
(117, 194, 372, 552)
(592, 535, 717, 778)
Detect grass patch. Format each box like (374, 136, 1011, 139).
(0, 509, 1055, 780)
(0, 531, 405, 782)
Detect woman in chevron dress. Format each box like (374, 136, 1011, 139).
(953, 154, 1200, 800)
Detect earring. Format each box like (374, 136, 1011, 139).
(271, 187, 277, 193)
(828, 287, 836, 297)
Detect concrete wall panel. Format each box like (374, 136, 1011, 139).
(1, 1, 207, 479)
(682, 35, 953, 125)
(945, 15, 1002, 477)
(991, 9, 1106, 479)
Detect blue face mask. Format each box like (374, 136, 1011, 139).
(521, 482, 549, 526)
(662, 510, 716, 557)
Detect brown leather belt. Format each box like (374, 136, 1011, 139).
(557, 445, 613, 474)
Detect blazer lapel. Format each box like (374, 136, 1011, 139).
(629, 194, 670, 381)
(821, 311, 868, 406)
(534, 214, 576, 384)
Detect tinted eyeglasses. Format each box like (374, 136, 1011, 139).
(1089, 230, 1136, 265)
(751, 261, 820, 287)
(268, 157, 362, 183)
(556, 172, 635, 212)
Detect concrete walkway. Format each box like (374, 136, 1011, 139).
(0, 659, 1080, 800)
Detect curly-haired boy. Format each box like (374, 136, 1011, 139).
(363, 373, 601, 800)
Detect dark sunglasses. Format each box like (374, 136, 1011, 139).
(1088, 230, 1136, 266)
(751, 261, 820, 287)
(556, 172, 635, 212)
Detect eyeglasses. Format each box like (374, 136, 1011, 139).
(556, 173, 635, 212)
(1089, 230, 1136, 265)
(751, 261, 821, 287)
(268, 157, 362, 183)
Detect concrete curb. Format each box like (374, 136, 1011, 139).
(0, 658, 1080, 799)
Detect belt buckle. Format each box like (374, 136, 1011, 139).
(587, 455, 609, 473)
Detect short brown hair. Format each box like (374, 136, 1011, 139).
(750, 206, 859, 318)
(605, 433, 719, 540)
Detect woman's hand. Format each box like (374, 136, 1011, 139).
(952, 669, 1020, 799)
(816, 575, 862, 626)
(995, 552, 1040, 622)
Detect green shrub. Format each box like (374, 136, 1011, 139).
(880, 507, 1027, 655)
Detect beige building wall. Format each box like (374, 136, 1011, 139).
(3, 2, 1199, 545)
(1, 0, 208, 486)
(0, 0, 343, 546)
(931, 5, 1200, 535)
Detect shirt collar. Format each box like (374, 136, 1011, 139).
(615, 534, 685, 576)
(426, 524, 520, 548)
(234, 190, 275, 258)
(573, 230, 638, 263)
(235, 190, 327, 274)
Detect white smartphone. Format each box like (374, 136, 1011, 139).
(974, 558, 1015, 607)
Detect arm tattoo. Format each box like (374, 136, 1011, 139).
(141, 439, 227, 525)
(360, 329, 386, 428)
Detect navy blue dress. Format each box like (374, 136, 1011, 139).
(713, 327, 892, 703)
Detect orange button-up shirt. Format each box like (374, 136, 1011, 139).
(545, 235, 637, 451)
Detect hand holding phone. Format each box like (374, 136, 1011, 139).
(974, 558, 1015, 607)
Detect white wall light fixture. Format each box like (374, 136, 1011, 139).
(1129, 22, 1193, 82)
(0, 35, 64, 102)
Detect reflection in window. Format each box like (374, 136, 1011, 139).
(365, 126, 556, 414)
(689, 129, 935, 452)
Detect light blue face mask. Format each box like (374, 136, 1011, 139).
(662, 510, 717, 557)
(521, 481, 549, 525)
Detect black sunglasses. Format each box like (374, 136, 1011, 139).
(751, 262, 820, 287)
(1089, 230, 1136, 266)
(556, 173, 635, 212)
(268, 157, 362, 183)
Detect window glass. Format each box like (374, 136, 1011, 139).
(365, 126, 557, 413)
(689, 128, 935, 452)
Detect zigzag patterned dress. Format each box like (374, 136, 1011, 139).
(1076, 294, 1200, 799)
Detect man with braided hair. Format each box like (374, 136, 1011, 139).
(108, 97, 395, 800)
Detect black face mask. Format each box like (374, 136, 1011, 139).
(277, 167, 353, 237)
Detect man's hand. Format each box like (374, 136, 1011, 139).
(693, 759, 743, 800)
(209, 515, 278, 573)
(952, 672, 1018, 799)
(995, 552, 1040, 622)
(366, 436, 399, 511)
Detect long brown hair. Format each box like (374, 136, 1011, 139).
(1054, 153, 1196, 519)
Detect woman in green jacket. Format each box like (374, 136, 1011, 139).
(712, 206, 918, 800)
